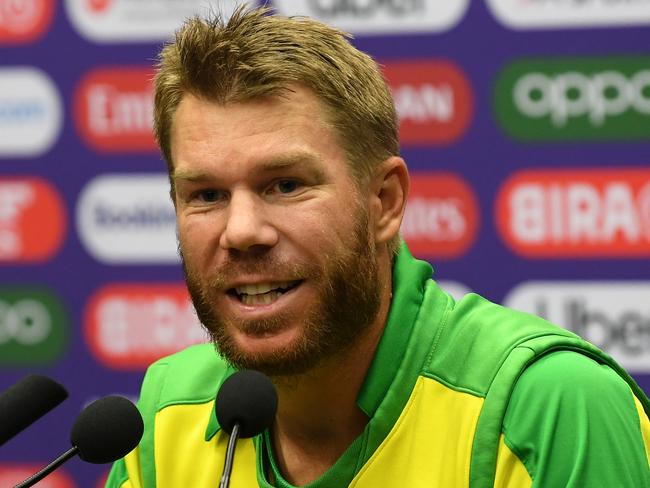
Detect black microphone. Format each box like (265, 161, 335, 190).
(215, 370, 278, 488)
(0, 374, 68, 446)
(14, 395, 144, 488)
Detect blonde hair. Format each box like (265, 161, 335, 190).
(154, 6, 399, 185)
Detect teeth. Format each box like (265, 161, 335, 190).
(235, 282, 290, 296)
(241, 291, 281, 306)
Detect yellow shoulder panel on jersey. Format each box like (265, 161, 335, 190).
(153, 402, 257, 487)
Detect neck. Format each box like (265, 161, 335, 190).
(269, 260, 392, 486)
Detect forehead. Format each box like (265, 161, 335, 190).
(169, 86, 349, 176)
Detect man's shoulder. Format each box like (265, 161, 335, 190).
(139, 343, 230, 410)
(424, 291, 592, 397)
(449, 292, 564, 335)
(508, 350, 635, 409)
(502, 351, 650, 485)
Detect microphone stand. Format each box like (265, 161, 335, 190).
(14, 446, 79, 488)
(219, 423, 240, 488)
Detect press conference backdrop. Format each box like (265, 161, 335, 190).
(2, 0, 650, 485)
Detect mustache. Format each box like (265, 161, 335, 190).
(203, 254, 319, 290)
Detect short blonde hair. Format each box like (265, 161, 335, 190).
(154, 6, 399, 185)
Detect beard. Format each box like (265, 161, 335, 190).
(181, 207, 381, 377)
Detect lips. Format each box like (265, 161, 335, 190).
(229, 280, 302, 306)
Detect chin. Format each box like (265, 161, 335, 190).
(219, 334, 323, 377)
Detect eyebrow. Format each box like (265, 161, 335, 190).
(171, 152, 328, 183)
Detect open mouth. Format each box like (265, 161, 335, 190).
(228, 280, 302, 306)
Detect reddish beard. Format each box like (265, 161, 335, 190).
(181, 210, 381, 377)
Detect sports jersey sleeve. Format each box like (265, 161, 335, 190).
(497, 350, 650, 487)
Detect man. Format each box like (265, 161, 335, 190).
(106, 6, 650, 487)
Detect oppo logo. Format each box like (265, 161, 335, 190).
(495, 169, 650, 258)
(0, 177, 66, 263)
(273, 0, 469, 34)
(487, 0, 650, 29)
(494, 57, 650, 141)
(504, 281, 650, 373)
(514, 71, 650, 126)
(84, 284, 206, 369)
(0, 67, 62, 156)
(383, 60, 473, 145)
(65, 0, 239, 42)
(0, 0, 55, 43)
(76, 174, 177, 264)
(0, 288, 68, 365)
(402, 172, 479, 259)
(0, 299, 50, 345)
(74, 67, 156, 152)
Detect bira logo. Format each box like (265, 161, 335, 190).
(383, 60, 473, 145)
(495, 169, 650, 258)
(0, 177, 66, 262)
(487, 0, 650, 29)
(76, 173, 178, 263)
(402, 172, 479, 259)
(0, 287, 68, 365)
(273, 0, 469, 34)
(0, 464, 74, 487)
(0, 0, 55, 44)
(84, 284, 207, 370)
(504, 281, 650, 373)
(494, 57, 650, 141)
(74, 67, 156, 152)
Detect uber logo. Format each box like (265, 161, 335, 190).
(307, 0, 426, 16)
(274, 0, 469, 34)
(504, 281, 650, 373)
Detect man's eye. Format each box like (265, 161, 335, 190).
(195, 189, 222, 202)
(274, 180, 299, 194)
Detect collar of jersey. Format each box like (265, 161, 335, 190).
(204, 244, 435, 456)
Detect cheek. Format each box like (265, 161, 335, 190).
(286, 211, 359, 256)
(177, 216, 220, 264)
(280, 209, 338, 245)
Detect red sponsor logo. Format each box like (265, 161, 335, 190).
(84, 284, 207, 369)
(0, 0, 54, 44)
(495, 169, 650, 257)
(0, 464, 75, 487)
(402, 172, 479, 259)
(74, 67, 156, 152)
(0, 177, 66, 262)
(382, 60, 473, 145)
(86, 0, 112, 14)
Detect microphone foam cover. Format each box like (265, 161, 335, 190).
(215, 370, 278, 438)
(0, 374, 68, 446)
(70, 395, 144, 464)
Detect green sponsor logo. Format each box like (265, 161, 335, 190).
(0, 287, 68, 365)
(494, 57, 650, 141)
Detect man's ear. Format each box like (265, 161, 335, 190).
(368, 156, 409, 246)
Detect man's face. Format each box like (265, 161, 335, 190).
(170, 86, 381, 376)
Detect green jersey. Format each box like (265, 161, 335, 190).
(106, 246, 650, 487)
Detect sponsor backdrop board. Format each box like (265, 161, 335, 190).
(1, 0, 650, 485)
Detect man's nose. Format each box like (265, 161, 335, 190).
(219, 192, 279, 252)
